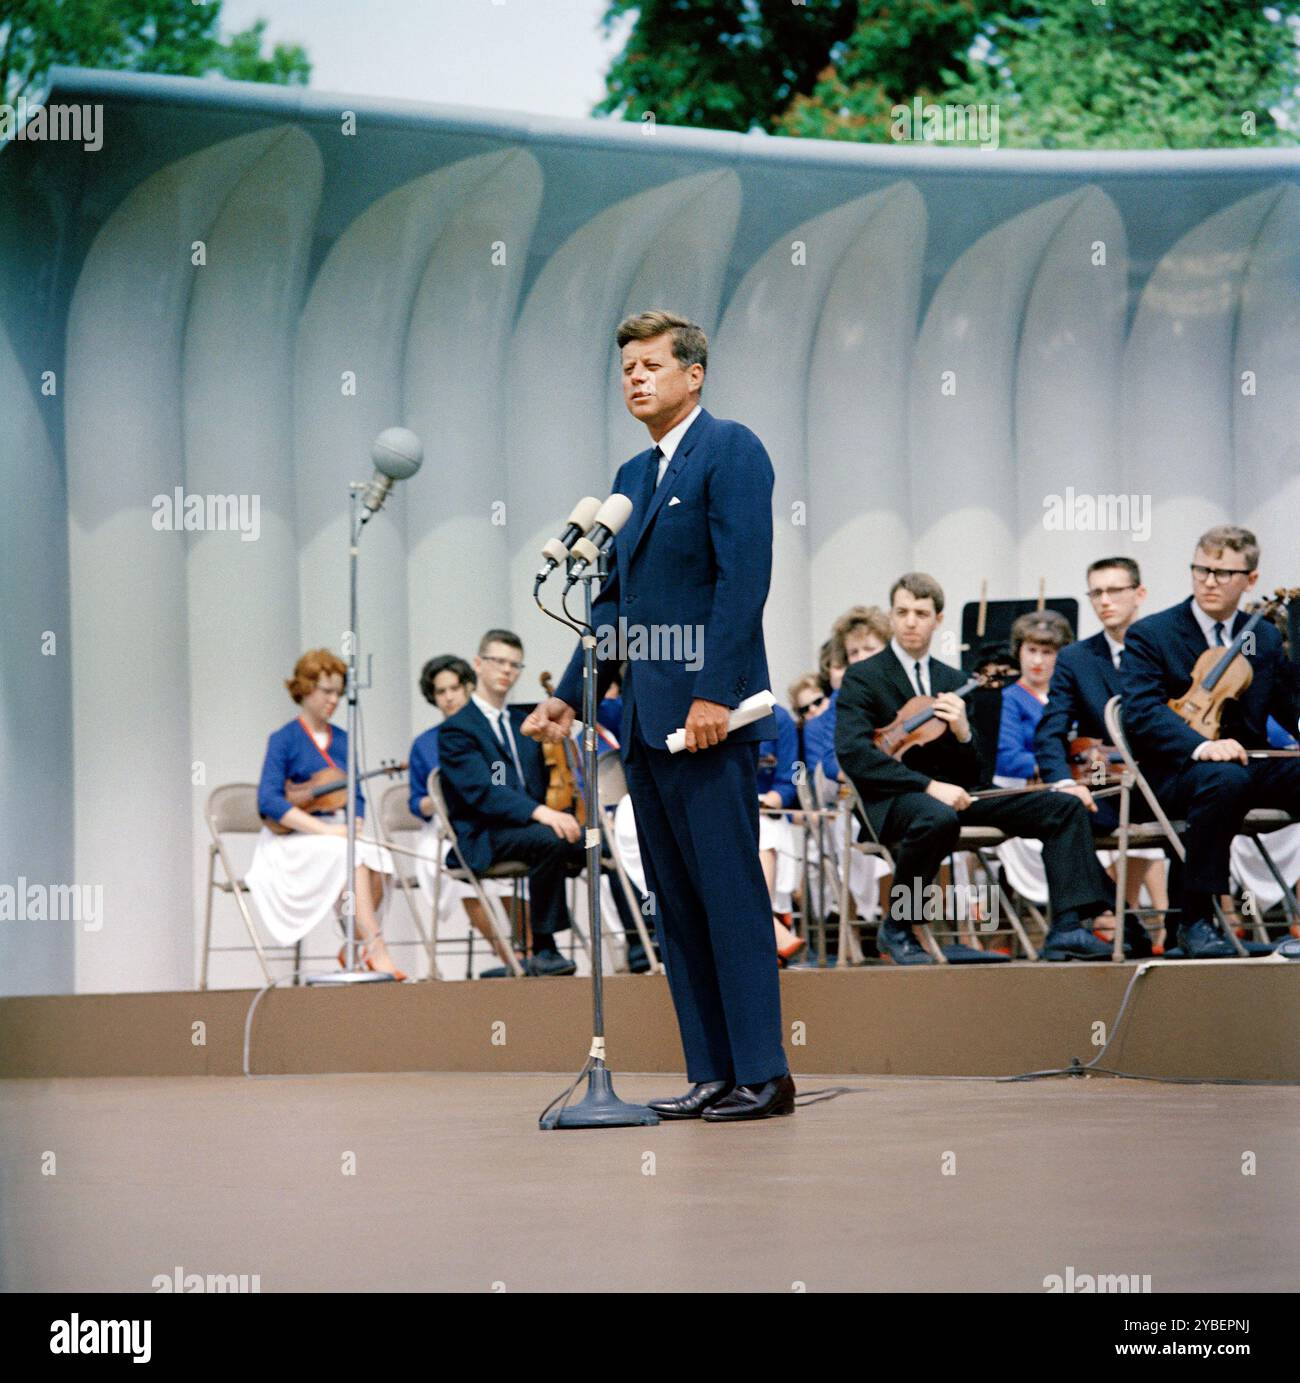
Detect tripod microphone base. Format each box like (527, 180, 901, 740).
(542, 1062, 660, 1129)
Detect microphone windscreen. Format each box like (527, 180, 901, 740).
(596, 492, 634, 536)
(569, 496, 603, 530)
(372, 427, 424, 480)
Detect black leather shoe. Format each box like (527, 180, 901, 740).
(1041, 925, 1113, 961)
(701, 1074, 796, 1122)
(875, 925, 932, 965)
(646, 1081, 733, 1119)
(1177, 919, 1236, 959)
(527, 949, 578, 976)
(625, 942, 651, 974)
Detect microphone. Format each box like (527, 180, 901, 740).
(563, 493, 634, 589)
(361, 427, 423, 520)
(536, 496, 603, 583)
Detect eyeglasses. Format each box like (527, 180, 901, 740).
(797, 695, 826, 714)
(1086, 584, 1136, 602)
(1190, 564, 1250, 585)
(481, 655, 524, 672)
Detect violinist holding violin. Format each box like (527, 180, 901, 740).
(834, 574, 1114, 965)
(1121, 526, 1300, 958)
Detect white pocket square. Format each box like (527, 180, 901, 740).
(668, 496, 681, 506)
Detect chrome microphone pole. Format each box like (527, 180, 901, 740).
(540, 548, 658, 1129)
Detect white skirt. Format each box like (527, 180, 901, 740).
(245, 816, 395, 947)
(1231, 822, 1300, 910)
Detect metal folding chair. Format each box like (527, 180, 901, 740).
(1103, 695, 1247, 957)
(200, 783, 298, 989)
(375, 783, 439, 978)
(594, 753, 664, 974)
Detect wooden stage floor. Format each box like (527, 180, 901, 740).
(3, 1071, 1297, 1292)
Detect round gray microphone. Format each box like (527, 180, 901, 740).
(564, 492, 634, 589)
(362, 427, 424, 517)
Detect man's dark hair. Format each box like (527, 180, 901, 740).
(478, 628, 524, 656)
(616, 309, 708, 376)
(419, 654, 475, 707)
(1086, 556, 1141, 586)
(889, 572, 946, 615)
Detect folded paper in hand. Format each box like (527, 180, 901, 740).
(665, 690, 777, 753)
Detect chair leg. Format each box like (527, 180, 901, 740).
(600, 813, 661, 973)
(201, 846, 218, 991)
(1247, 833, 1300, 937)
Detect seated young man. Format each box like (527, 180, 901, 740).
(834, 573, 1114, 965)
(1120, 525, 1300, 958)
(436, 628, 582, 977)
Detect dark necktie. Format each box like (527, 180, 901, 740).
(493, 712, 525, 788)
(912, 661, 925, 696)
(1212, 622, 1226, 647)
(649, 444, 665, 492)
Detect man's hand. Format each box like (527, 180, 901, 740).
(1195, 737, 1248, 765)
(926, 780, 972, 811)
(931, 692, 971, 742)
(1055, 780, 1098, 812)
(759, 790, 783, 809)
(532, 804, 581, 842)
(521, 696, 575, 745)
(684, 698, 730, 752)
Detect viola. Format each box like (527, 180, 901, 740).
(872, 660, 1017, 761)
(1067, 737, 1125, 785)
(538, 671, 584, 817)
(263, 758, 407, 835)
(1168, 587, 1299, 740)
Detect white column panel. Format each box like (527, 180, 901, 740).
(505, 172, 739, 680)
(65, 128, 292, 993)
(403, 150, 543, 724)
(1234, 185, 1300, 594)
(1014, 187, 1128, 633)
(710, 194, 906, 693)
(805, 182, 926, 668)
(295, 155, 516, 768)
(182, 128, 323, 988)
(1121, 188, 1282, 606)
(910, 189, 1093, 658)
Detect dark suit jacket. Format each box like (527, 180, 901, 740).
(555, 407, 777, 751)
(835, 647, 982, 836)
(1121, 596, 1300, 780)
(1035, 631, 1121, 783)
(436, 700, 547, 874)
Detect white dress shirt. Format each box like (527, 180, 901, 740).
(472, 693, 526, 785)
(1189, 599, 1237, 650)
(891, 637, 929, 696)
(1103, 631, 1124, 670)
(653, 403, 701, 485)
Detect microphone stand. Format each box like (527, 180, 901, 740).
(538, 549, 658, 1128)
(308, 485, 394, 987)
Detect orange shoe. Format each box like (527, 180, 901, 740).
(338, 943, 406, 981)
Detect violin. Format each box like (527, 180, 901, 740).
(1168, 587, 1299, 740)
(263, 758, 407, 834)
(538, 671, 584, 817)
(872, 660, 1017, 761)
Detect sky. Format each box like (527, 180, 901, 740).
(219, 0, 631, 120)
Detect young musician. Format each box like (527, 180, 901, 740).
(1121, 526, 1300, 957)
(247, 649, 402, 978)
(1034, 558, 1168, 943)
(834, 574, 1114, 964)
(437, 629, 583, 977)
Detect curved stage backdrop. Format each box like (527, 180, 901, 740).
(2, 69, 1298, 995)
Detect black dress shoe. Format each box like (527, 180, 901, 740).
(701, 1073, 796, 1122)
(1177, 918, 1237, 959)
(875, 925, 932, 965)
(527, 949, 578, 976)
(646, 1080, 733, 1119)
(625, 942, 651, 974)
(1041, 925, 1113, 961)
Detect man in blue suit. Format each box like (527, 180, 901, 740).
(437, 629, 582, 977)
(1121, 526, 1300, 957)
(525, 309, 793, 1121)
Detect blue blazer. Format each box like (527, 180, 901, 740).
(408, 724, 443, 820)
(757, 703, 798, 808)
(555, 407, 777, 751)
(257, 718, 365, 824)
(1035, 632, 1120, 783)
(802, 689, 839, 786)
(1121, 596, 1300, 777)
(436, 700, 548, 873)
(997, 682, 1045, 780)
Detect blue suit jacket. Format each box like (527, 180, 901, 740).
(435, 700, 548, 873)
(1121, 596, 1300, 779)
(757, 703, 798, 809)
(1034, 632, 1120, 783)
(555, 407, 777, 751)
